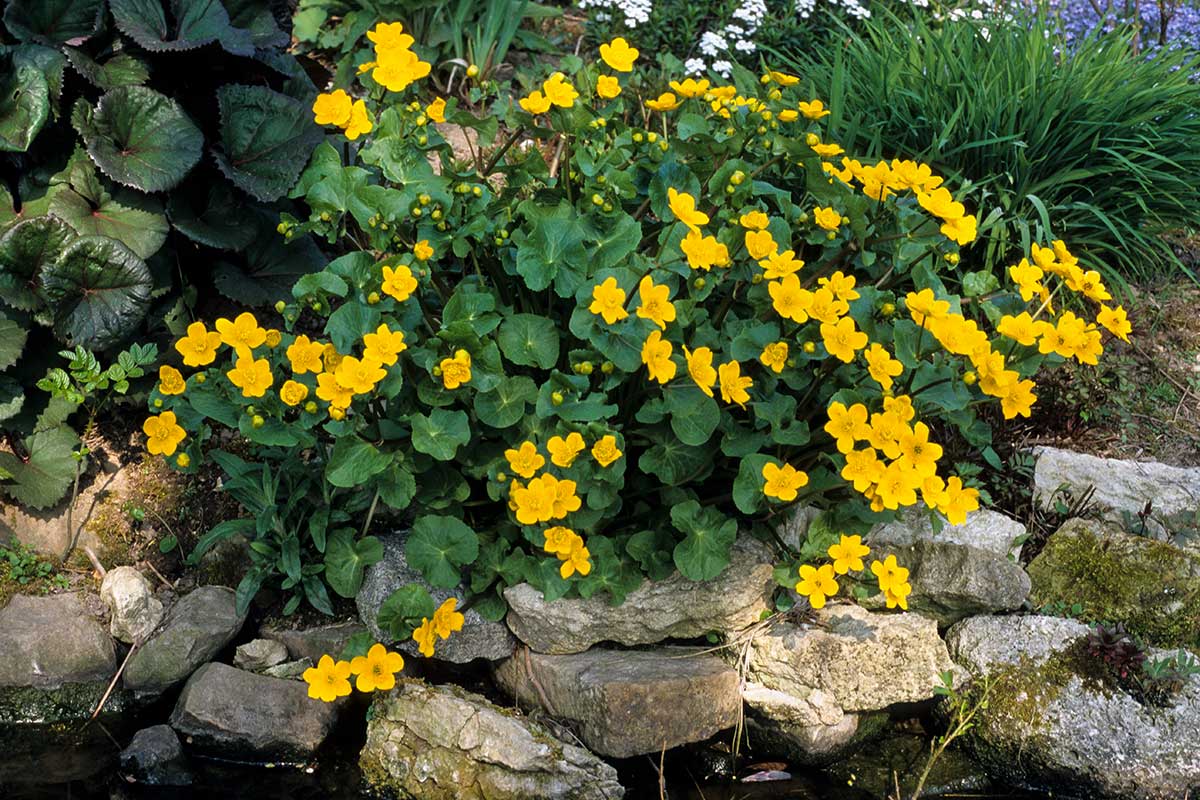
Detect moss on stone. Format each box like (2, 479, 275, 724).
(1027, 520, 1200, 648)
(79, 455, 186, 570)
(0, 682, 136, 725)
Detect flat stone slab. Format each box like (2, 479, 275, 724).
(504, 538, 776, 655)
(360, 680, 624, 800)
(742, 682, 884, 766)
(869, 507, 1028, 560)
(170, 663, 340, 761)
(494, 646, 740, 758)
(0, 593, 115, 689)
(259, 620, 366, 663)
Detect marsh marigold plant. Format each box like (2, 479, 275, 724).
(146, 22, 1126, 626)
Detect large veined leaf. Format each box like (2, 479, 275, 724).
(166, 180, 255, 250)
(0, 425, 79, 510)
(110, 0, 254, 55)
(323, 530, 384, 598)
(64, 47, 151, 90)
(51, 187, 168, 260)
(222, 0, 289, 49)
(212, 85, 323, 202)
(6, 44, 68, 106)
(40, 236, 152, 349)
(0, 64, 49, 152)
(0, 313, 27, 370)
(74, 86, 204, 192)
(212, 218, 323, 304)
(2, 0, 104, 45)
(0, 215, 74, 311)
(0, 375, 24, 423)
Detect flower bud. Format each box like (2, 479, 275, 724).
(176, 453, 190, 468)
(264, 329, 282, 347)
(194, 374, 206, 384)
(153, 398, 162, 408)
(367, 291, 381, 305)
(252, 415, 265, 429)
(646, 132, 658, 143)
(633, 132, 644, 142)
(751, 274, 763, 284)
(964, 371, 978, 385)
(417, 135, 428, 146)
(693, 277, 706, 289)
(601, 361, 614, 374)
(472, 186, 482, 197)
(329, 407, 345, 421)
(304, 401, 318, 414)
(274, 300, 286, 313)
(496, 471, 507, 482)
(467, 64, 479, 77)
(803, 341, 816, 354)
(551, 391, 564, 406)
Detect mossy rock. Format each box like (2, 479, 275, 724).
(1027, 518, 1200, 648)
(0, 682, 135, 725)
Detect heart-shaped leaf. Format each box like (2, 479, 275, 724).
(64, 47, 150, 90)
(110, 0, 253, 55)
(2, 0, 104, 45)
(405, 515, 479, 589)
(40, 235, 152, 349)
(166, 180, 255, 250)
(74, 86, 204, 192)
(324, 530, 384, 598)
(0, 313, 27, 370)
(0, 215, 75, 311)
(212, 84, 323, 202)
(0, 63, 49, 152)
(212, 216, 323, 304)
(51, 187, 168, 260)
(0, 425, 79, 510)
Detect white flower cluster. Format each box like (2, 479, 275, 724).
(578, 0, 653, 28)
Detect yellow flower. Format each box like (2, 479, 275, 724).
(505, 441, 545, 479)
(636, 275, 676, 329)
(381, 264, 418, 302)
(175, 321, 222, 367)
(559, 537, 592, 579)
(739, 210, 769, 230)
(683, 346, 717, 397)
(808, 287, 849, 325)
(599, 36, 639, 72)
(412, 618, 436, 657)
(335, 355, 386, 395)
(939, 476, 980, 525)
(303, 654, 353, 702)
(759, 341, 789, 374)
(440, 349, 472, 389)
(543, 526, 578, 556)
(362, 324, 407, 366)
(542, 72, 579, 108)
(745, 229, 778, 261)
(176, 453, 190, 468)
(591, 435, 622, 467)
(349, 643, 404, 693)
(1097, 305, 1131, 342)
(323, 343, 343, 373)
(997, 312, 1040, 347)
(367, 21, 413, 50)
(889, 159, 943, 192)
(795, 564, 838, 609)
(372, 46, 431, 92)
(897, 421, 942, 478)
(588, 277, 629, 324)
(280, 379, 309, 406)
(413, 240, 434, 261)
(884, 395, 916, 422)
(917, 187, 966, 221)
(819, 271, 859, 303)
(769, 274, 813, 323)
(841, 447, 883, 492)
(811, 142, 845, 158)
(512, 476, 555, 525)
(828, 534, 870, 574)
(759, 249, 804, 280)
(143, 411, 186, 456)
(717, 360, 752, 408)
(813, 206, 841, 231)
(940, 214, 977, 246)
(316, 372, 354, 409)
(680, 230, 729, 271)
(312, 90, 352, 126)
(227, 354, 273, 398)
(824, 401, 870, 453)
(546, 474, 581, 518)
(597, 75, 621, 99)
(999, 378, 1037, 420)
(286, 335, 325, 375)
(874, 461, 922, 510)
(1008, 259, 1045, 302)
(426, 97, 446, 123)
(798, 99, 831, 119)
(519, 90, 552, 114)
(215, 312, 266, 352)
(547, 432, 586, 467)
(343, 99, 372, 140)
(905, 289, 951, 326)
(768, 70, 800, 86)
(641, 330, 677, 384)
(762, 461, 808, 501)
(667, 187, 708, 232)
(884, 581, 912, 610)
(821, 317, 868, 363)
(668, 77, 710, 98)
(864, 343, 903, 391)
(777, 109, 798, 122)
(871, 554, 910, 593)
(157, 365, 185, 395)
(432, 598, 465, 640)
(1070, 269, 1111, 303)
(646, 92, 681, 111)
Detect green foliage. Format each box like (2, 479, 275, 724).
(780, 11, 1200, 284)
(0, 541, 70, 601)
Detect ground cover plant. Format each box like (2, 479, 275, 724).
(139, 23, 1126, 647)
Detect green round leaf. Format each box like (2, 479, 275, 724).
(324, 530, 384, 598)
(0, 425, 79, 510)
(213, 85, 323, 202)
(324, 437, 392, 488)
(410, 408, 471, 461)
(665, 383, 720, 446)
(377, 584, 436, 641)
(3, 0, 103, 45)
(50, 187, 168, 260)
(732, 453, 773, 515)
(671, 500, 737, 581)
(497, 313, 560, 369)
(405, 515, 479, 589)
(110, 0, 253, 55)
(75, 86, 203, 192)
(166, 180, 256, 250)
(40, 235, 152, 350)
(0, 64, 49, 153)
(0, 215, 75, 311)
(474, 376, 537, 429)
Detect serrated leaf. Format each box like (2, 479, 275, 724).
(0, 64, 49, 152)
(0, 375, 24, 423)
(166, 180, 255, 250)
(3, 0, 104, 45)
(212, 85, 323, 202)
(64, 47, 151, 90)
(74, 86, 203, 192)
(222, 0, 290, 49)
(405, 515, 479, 589)
(324, 530, 384, 598)
(110, 0, 253, 55)
(40, 235, 152, 350)
(0, 215, 75, 311)
(497, 313, 559, 369)
(671, 499, 737, 581)
(51, 187, 168, 260)
(212, 215, 323, 304)
(0, 314, 27, 370)
(0, 425, 79, 509)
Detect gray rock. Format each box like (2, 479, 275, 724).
(234, 639, 289, 672)
(869, 506, 1028, 560)
(494, 646, 740, 759)
(120, 724, 192, 786)
(124, 586, 246, 696)
(946, 614, 1200, 799)
(100, 567, 164, 644)
(259, 620, 366, 663)
(746, 604, 954, 712)
(0, 593, 115, 688)
(170, 663, 340, 760)
(504, 538, 776, 655)
(358, 535, 515, 663)
(742, 683, 886, 765)
(1033, 446, 1200, 537)
(263, 658, 312, 680)
(360, 680, 624, 800)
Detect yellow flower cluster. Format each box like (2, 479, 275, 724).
(1007, 241, 1130, 347)
(795, 536, 911, 610)
(542, 525, 592, 579)
(519, 71, 580, 114)
(413, 598, 465, 657)
(312, 88, 372, 140)
(303, 642, 405, 702)
(361, 21, 431, 92)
